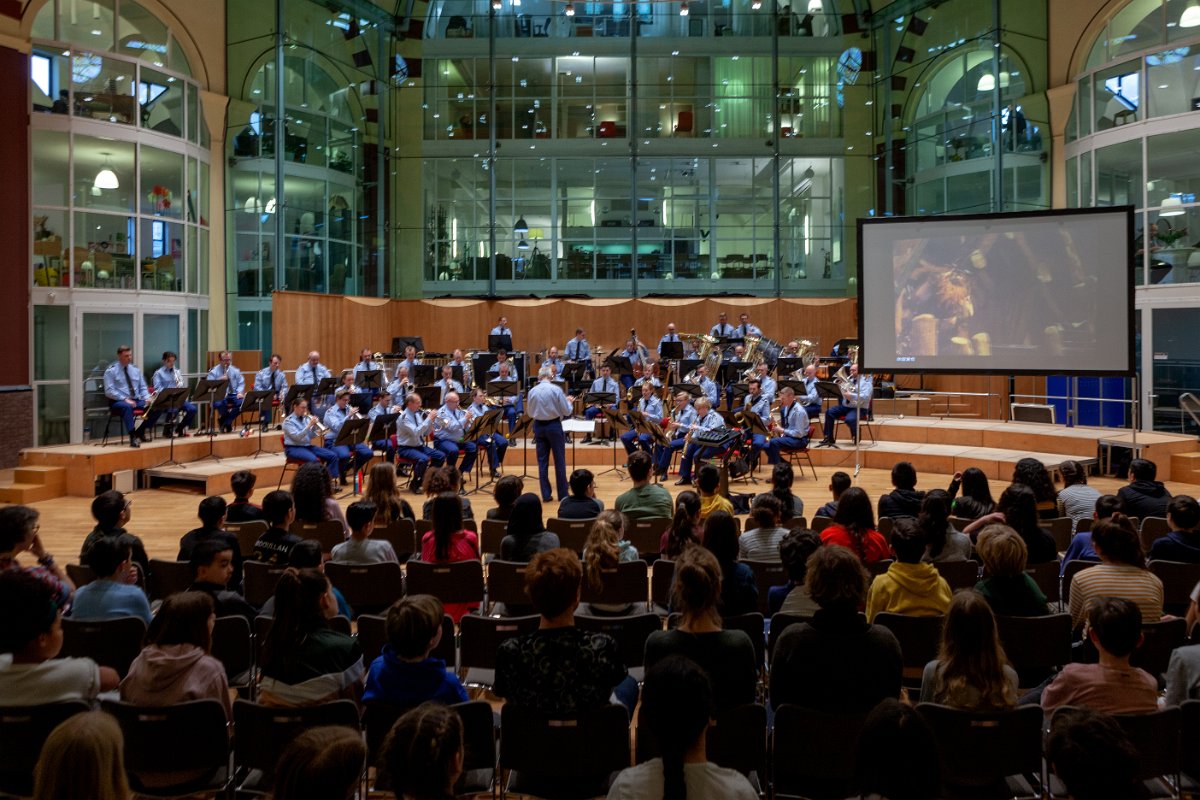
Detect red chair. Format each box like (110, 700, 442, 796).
(100, 406, 146, 446)
(597, 120, 618, 138)
(277, 435, 309, 488)
(674, 109, 694, 136)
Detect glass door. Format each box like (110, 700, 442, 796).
(80, 312, 135, 443)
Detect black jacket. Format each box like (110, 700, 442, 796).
(1118, 480, 1172, 521)
(878, 488, 925, 520)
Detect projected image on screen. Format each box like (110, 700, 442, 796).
(859, 208, 1133, 375)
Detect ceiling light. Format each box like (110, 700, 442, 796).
(977, 74, 995, 92)
(514, 215, 529, 234)
(1161, 196, 1185, 216)
(751, 0, 761, 9)
(565, 2, 575, 15)
(492, 0, 501, 9)
(680, 2, 689, 16)
(517, 238, 530, 250)
(1182, 4, 1200, 27)
(807, 0, 822, 12)
(93, 153, 119, 190)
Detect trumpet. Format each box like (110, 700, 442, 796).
(308, 414, 330, 436)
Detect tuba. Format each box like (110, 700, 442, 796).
(682, 334, 721, 383)
(834, 345, 861, 395)
(740, 334, 764, 381)
(788, 339, 818, 380)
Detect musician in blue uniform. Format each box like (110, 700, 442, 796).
(151, 350, 196, 437)
(676, 397, 726, 486)
(542, 346, 565, 377)
(353, 348, 389, 397)
(621, 382, 663, 457)
(754, 362, 777, 405)
(387, 366, 413, 404)
(447, 350, 472, 390)
(468, 388, 507, 478)
(565, 329, 590, 362)
(526, 366, 574, 502)
(397, 345, 422, 375)
(490, 316, 512, 337)
(283, 397, 338, 480)
(616, 339, 641, 392)
(818, 363, 873, 447)
(206, 351, 245, 433)
(323, 387, 373, 485)
(767, 386, 812, 463)
(632, 362, 662, 390)
(736, 313, 763, 338)
(654, 391, 697, 480)
(584, 365, 621, 421)
(722, 344, 747, 409)
(103, 345, 152, 448)
(393, 393, 445, 491)
(295, 351, 332, 417)
(658, 323, 681, 356)
(740, 378, 773, 467)
(710, 312, 736, 339)
(433, 391, 478, 479)
(695, 364, 720, 409)
(253, 353, 289, 431)
(433, 364, 464, 399)
(800, 364, 822, 418)
(367, 390, 402, 463)
(488, 360, 521, 432)
(487, 349, 520, 383)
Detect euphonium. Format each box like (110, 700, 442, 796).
(834, 345, 861, 395)
(740, 334, 764, 381)
(788, 340, 818, 380)
(682, 334, 721, 383)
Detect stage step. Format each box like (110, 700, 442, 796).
(1171, 452, 1200, 484)
(0, 465, 68, 504)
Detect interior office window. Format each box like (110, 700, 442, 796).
(32, 54, 51, 98)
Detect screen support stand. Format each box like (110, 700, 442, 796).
(853, 390, 862, 479)
(1132, 374, 1138, 451)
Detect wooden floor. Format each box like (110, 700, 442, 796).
(16, 465, 1200, 566)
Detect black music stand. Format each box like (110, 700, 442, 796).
(146, 388, 190, 468)
(637, 414, 672, 482)
(392, 336, 424, 353)
(728, 383, 750, 409)
(314, 377, 339, 405)
(412, 364, 436, 386)
(597, 406, 630, 480)
(488, 333, 513, 352)
(605, 354, 634, 387)
(660, 341, 684, 360)
(739, 409, 769, 482)
(449, 365, 465, 385)
(285, 383, 316, 416)
(509, 413, 534, 478)
(366, 414, 399, 464)
(355, 369, 384, 394)
(240, 389, 276, 457)
(192, 377, 228, 462)
(560, 362, 586, 392)
(331, 416, 372, 495)
(671, 383, 703, 399)
(678, 358, 702, 377)
(776, 357, 804, 375)
(582, 391, 616, 444)
(464, 408, 504, 494)
(415, 385, 442, 411)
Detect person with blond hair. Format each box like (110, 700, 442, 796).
(33, 712, 129, 800)
(972, 524, 1049, 617)
(919, 590, 1018, 710)
(363, 462, 415, 525)
(582, 517, 639, 615)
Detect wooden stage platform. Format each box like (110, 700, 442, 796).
(4, 416, 1197, 503)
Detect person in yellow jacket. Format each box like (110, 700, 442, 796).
(866, 518, 953, 622)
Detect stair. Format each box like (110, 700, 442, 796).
(1172, 452, 1200, 485)
(0, 465, 68, 504)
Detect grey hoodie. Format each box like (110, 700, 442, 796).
(120, 643, 231, 719)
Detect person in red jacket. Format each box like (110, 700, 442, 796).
(819, 486, 892, 564)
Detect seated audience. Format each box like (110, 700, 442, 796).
(253, 489, 301, 565)
(1045, 707, 1144, 800)
(1062, 494, 1121, 567)
(258, 540, 351, 619)
(820, 486, 892, 564)
(615, 451, 673, 521)
(1057, 460, 1102, 534)
(865, 518, 952, 621)
(331, 500, 399, 565)
(853, 699, 941, 800)
(421, 465, 474, 521)
(271, 726, 367, 800)
(947, 466, 996, 520)
(919, 488, 972, 563)
(607, 655, 757, 800)
(420, 493, 481, 622)
(696, 465, 734, 520)
(381, 704, 464, 800)
(68, 534, 151, 624)
(661, 490, 701, 559)
(1166, 633, 1200, 706)
(1012, 457, 1059, 520)
(582, 517, 639, 615)
(738, 494, 788, 562)
(919, 590, 1018, 710)
(770, 545, 902, 712)
(363, 462, 416, 525)
(80, 490, 150, 578)
(878, 460, 925, 519)
(1068, 515, 1163, 632)
(966, 484, 1058, 564)
(769, 529, 822, 616)
(1042, 597, 1158, 715)
(225, 469, 264, 523)
(0, 505, 73, 607)
(1148, 494, 1200, 563)
(973, 524, 1049, 617)
(32, 711, 129, 800)
(557, 468, 604, 520)
(259, 567, 364, 706)
(292, 462, 350, 536)
(177, 495, 243, 590)
(1117, 458, 1172, 520)
(702, 511, 758, 616)
(485, 475, 524, 521)
(187, 539, 257, 621)
(755, 463, 804, 523)
(363, 594, 467, 707)
(500, 494, 560, 561)
(494, 548, 633, 714)
(813, 470, 851, 519)
(644, 546, 757, 713)
(120, 592, 231, 719)
(0, 570, 119, 704)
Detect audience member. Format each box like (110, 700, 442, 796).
(973, 524, 1049, 617)
(737, 494, 788, 562)
(259, 568, 364, 706)
(769, 529, 822, 616)
(919, 590, 1018, 710)
(253, 490, 301, 565)
(1165, 631, 1200, 706)
(381, 703, 464, 800)
(947, 466, 995, 520)
(1057, 460, 1102, 533)
(271, 725, 367, 800)
(696, 465, 733, 520)
(80, 490, 150, 577)
(582, 517, 640, 615)
(258, 540, 351, 619)
(120, 591, 231, 719)
(0, 570, 119, 704)
(1045, 707, 1145, 800)
(865, 518, 952, 621)
(68, 534, 151, 624)
(1117, 458, 1172, 520)
(1068, 515, 1163, 632)
(852, 699, 941, 800)
(820, 486, 892, 564)
(292, 462, 350, 536)
(494, 548, 634, 713)
(500, 494, 560, 561)
(1012, 457, 1059, 520)
(661, 490, 701, 558)
(878, 461, 925, 519)
(187, 539, 256, 621)
(421, 465, 474, 521)
(331, 500, 399, 565)
(558, 468, 604, 519)
(0, 505, 73, 607)
(770, 545, 902, 712)
(967, 484, 1058, 564)
(226, 469, 264, 523)
(919, 488, 972, 563)
(755, 462, 804, 523)
(702, 511, 758, 616)
(177, 495, 243, 590)
(813, 471, 851, 519)
(363, 594, 467, 707)
(486, 475, 524, 521)
(420, 493, 481, 621)
(363, 463, 416, 525)
(1062, 494, 1120, 566)
(1041, 597, 1158, 715)
(607, 655, 757, 800)
(644, 545, 756, 712)
(615, 451, 673, 520)
(1148, 494, 1200, 563)
(32, 711, 129, 800)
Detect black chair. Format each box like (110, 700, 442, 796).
(1025, 560, 1062, 606)
(1179, 699, 1200, 793)
(579, 560, 649, 612)
(242, 560, 288, 608)
(546, 517, 594, 553)
(867, 558, 894, 579)
(324, 561, 404, 615)
(811, 516, 834, 533)
(873, 613, 945, 686)
(627, 517, 671, 559)
(0, 702, 90, 797)
(741, 559, 788, 615)
(405, 559, 484, 610)
(231, 699, 361, 796)
(65, 562, 96, 588)
(226, 520, 268, 558)
(478, 518, 508, 559)
(499, 703, 630, 799)
(484, 560, 530, 614)
(1112, 707, 1182, 798)
(210, 614, 254, 696)
(933, 559, 981, 591)
(1060, 559, 1099, 607)
(575, 612, 662, 680)
(374, 519, 418, 560)
(995, 613, 1073, 689)
(459, 613, 540, 689)
(771, 705, 869, 799)
(146, 558, 194, 601)
(637, 702, 767, 778)
(289, 520, 346, 553)
(59, 616, 146, 677)
(1140, 517, 1172, 553)
(722, 612, 766, 672)
(102, 699, 232, 797)
(650, 559, 675, 615)
(1047, 517, 1074, 552)
(1149, 559, 1200, 616)
(1130, 617, 1187, 679)
(916, 703, 1044, 800)
(767, 612, 813, 666)
(357, 612, 455, 668)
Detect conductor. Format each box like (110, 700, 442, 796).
(525, 365, 574, 502)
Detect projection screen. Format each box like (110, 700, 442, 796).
(857, 207, 1135, 376)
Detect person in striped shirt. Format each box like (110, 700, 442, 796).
(1068, 514, 1163, 633)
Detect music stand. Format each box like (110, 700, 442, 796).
(671, 383, 703, 399)
(778, 379, 808, 397)
(355, 369, 384, 394)
(487, 379, 519, 404)
(488, 334, 513, 352)
(449, 365, 465, 385)
(597, 406, 630, 480)
(146, 388, 190, 468)
(678, 358, 702, 377)
(560, 362, 586, 392)
(191, 377, 228, 462)
(637, 414, 672, 481)
(508, 413, 534, 478)
(314, 376, 339, 402)
(718, 363, 744, 387)
(366, 413, 399, 452)
(464, 408, 504, 493)
(660, 341, 684, 360)
(415, 386, 442, 411)
(349, 393, 371, 414)
(728, 383, 750, 409)
(334, 417, 371, 449)
(412, 364, 436, 386)
(240, 389, 276, 458)
(392, 336, 425, 353)
(776, 357, 804, 376)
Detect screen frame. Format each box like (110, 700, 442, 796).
(855, 205, 1136, 377)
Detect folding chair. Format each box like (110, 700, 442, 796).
(59, 616, 146, 677)
(357, 612, 455, 668)
(933, 559, 982, 591)
(499, 703, 630, 799)
(278, 436, 309, 488)
(1130, 617, 1187, 679)
(1047, 517, 1074, 552)
(781, 436, 818, 481)
(1060, 559, 1100, 608)
(873, 613, 945, 686)
(877, 516, 894, 541)
(650, 559, 675, 615)
(288, 519, 346, 553)
(231, 698, 361, 796)
(146, 559, 194, 601)
(546, 517, 593, 553)
(741, 560, 788, 615)
(405, 559, 484, 611)
(459, 613, 540, 689)
(227, 520, 268, 558)
(1149, 560, 1200, 616)
(832, 399, 875, 444)
(102, 699, 232, 798)
(242, 560, 288, 608)
(916, 703, 1045, 800)
(485, 559, 530, 615)
(721, 612, 767, 672)
(1112, 707, 1182, 800)
(324, 561, 404, 615)
(65, 562, 96, 588)
(767, 612, 813, 667)
(1025, 559, 1062, 607)
(210, 614, 254, 697)
(771, 705, 869, 799)
(575, 612, 662, 681)
(637, 702, 767, 778)
(1179, 699, 1200, 794)
(579, 560, 650, 613)
(811, 516, 834, 533)
(478, 518, 508, 560)
(0, 701, 90, 797)
(995, 613, 1072, 689)
(1141, 517, 1172, 553)
(374, 519, 417, 561)
(627, 517, 671, 560)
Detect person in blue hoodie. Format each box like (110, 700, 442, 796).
(1149, 495, 1200, 563)
(363, 594, 467, 707)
